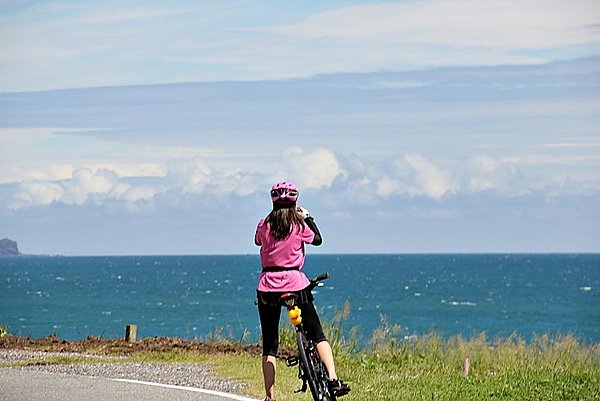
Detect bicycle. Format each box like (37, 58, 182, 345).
(280, 272, 338, 401)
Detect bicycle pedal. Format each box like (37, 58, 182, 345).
(294, 380, 308, 393)
(285, 356, 299, 367)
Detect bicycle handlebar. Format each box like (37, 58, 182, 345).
(314, 272, 330, 282)
(308, 272, 330, 289)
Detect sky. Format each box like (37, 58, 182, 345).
(0, 0, 599, 255)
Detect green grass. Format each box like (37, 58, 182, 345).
(203, 331, 600, 401)
(129, 314, 600, 401)
(3, 314, 600, 400)
(23, 337, 595, 401)
(209, 302, 600, 401)
(0, 324, 9, 337)
(338, 332, 600, 401)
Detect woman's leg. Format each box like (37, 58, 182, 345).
(317, 340, 351, 396)
(262, 355, 277, 400)
(257, 292, 281, 401)
(299, 292, 351, 396)
(299, 299, 338, 380)
(316, 340, 338, 380)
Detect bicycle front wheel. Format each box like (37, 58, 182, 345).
(296, 331, 321, 401)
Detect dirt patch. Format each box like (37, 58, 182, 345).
(0, 334, 296, 359)
(0, 334, 259, 356)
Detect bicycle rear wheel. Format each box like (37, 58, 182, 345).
(296, 331, 321, 401)
(308, 350, 336, 401)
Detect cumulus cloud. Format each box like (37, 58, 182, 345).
(9, 168, 118, 209)
(5, 148, 348, 211)
(370, 154, 462, 200)
(405, 154, 460, 199)
(9, 168, 158, 210)
(7, 156, 261, 210)
(281, 148, 347, 190)
(64, 168, 116, 204)
(204, 167, 260, 198)
(466, 155, 519, 193)
(339, 177, 378, 206)
(167, 158, 212, 194)
(376, 177, 403, 198)
(9, 181, 64, 209)
(4, 147, 598, 213)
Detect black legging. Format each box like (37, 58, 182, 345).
(257, 287, 327, 357)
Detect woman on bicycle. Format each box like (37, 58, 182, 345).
(254, 181, 350, 401)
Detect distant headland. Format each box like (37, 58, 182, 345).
(0, 238, 22, 256)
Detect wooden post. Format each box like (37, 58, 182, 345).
(125, 324, 137, 342)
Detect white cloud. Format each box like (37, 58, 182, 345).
(9, 181, 64, 209)
(376, 177, 402, 198)
(340, 177, 378, 206)
(0, 127, 170, 184)
(166, 158, 212, 194)
(501, 154, 600, 166)
(0, 127, 57, 146)
(205, 168, 260, 198)
(4, 146, 599, 212)
(9, 168, 158, 210)
(0, 164, 75, 184)
(263, 1, 600, 48)
(0, 2, 219, 90)
(6, 154, 261, 210)
(112, 184, 159, 208)
(405, 154, 460, 199)
(3, 1, 599, 91)
(466, 155, 519, 193)
(0, 162, 166, 186)
(281, 148, 347, 190)
(542, 140, 600, 149)
(240, 1, 600, 80)
(62, 168, 116, 204)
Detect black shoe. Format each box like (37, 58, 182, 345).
(328, 379, 351, 397)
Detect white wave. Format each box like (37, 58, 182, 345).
(441, 299, 477, 306)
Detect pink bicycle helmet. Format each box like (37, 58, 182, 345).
(270, 181, 299, 205)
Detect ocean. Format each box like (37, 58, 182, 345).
(1, 254, 599, 344)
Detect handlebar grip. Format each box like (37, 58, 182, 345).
(314, 272, 330, 282)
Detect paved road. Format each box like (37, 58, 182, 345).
(0, 369, 260, 401)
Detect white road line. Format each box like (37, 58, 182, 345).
(113, 378, 261, 401)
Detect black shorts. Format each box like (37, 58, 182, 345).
(257, 287, 327, 357)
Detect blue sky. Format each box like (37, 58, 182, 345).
(1, 0, 599, 255)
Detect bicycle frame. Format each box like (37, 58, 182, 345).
(280, 273, 336, 401)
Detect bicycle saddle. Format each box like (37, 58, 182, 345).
(279, 292, 298, 308)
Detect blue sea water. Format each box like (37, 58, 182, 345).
(1, 254, 599, 343)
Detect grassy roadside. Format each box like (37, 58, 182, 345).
(207, 332, 600, 401)
(2, 321, 600, 401)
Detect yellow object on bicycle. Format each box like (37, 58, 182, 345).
(288, 306, 302, 326)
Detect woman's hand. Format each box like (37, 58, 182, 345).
(297, 206, 310, 219)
